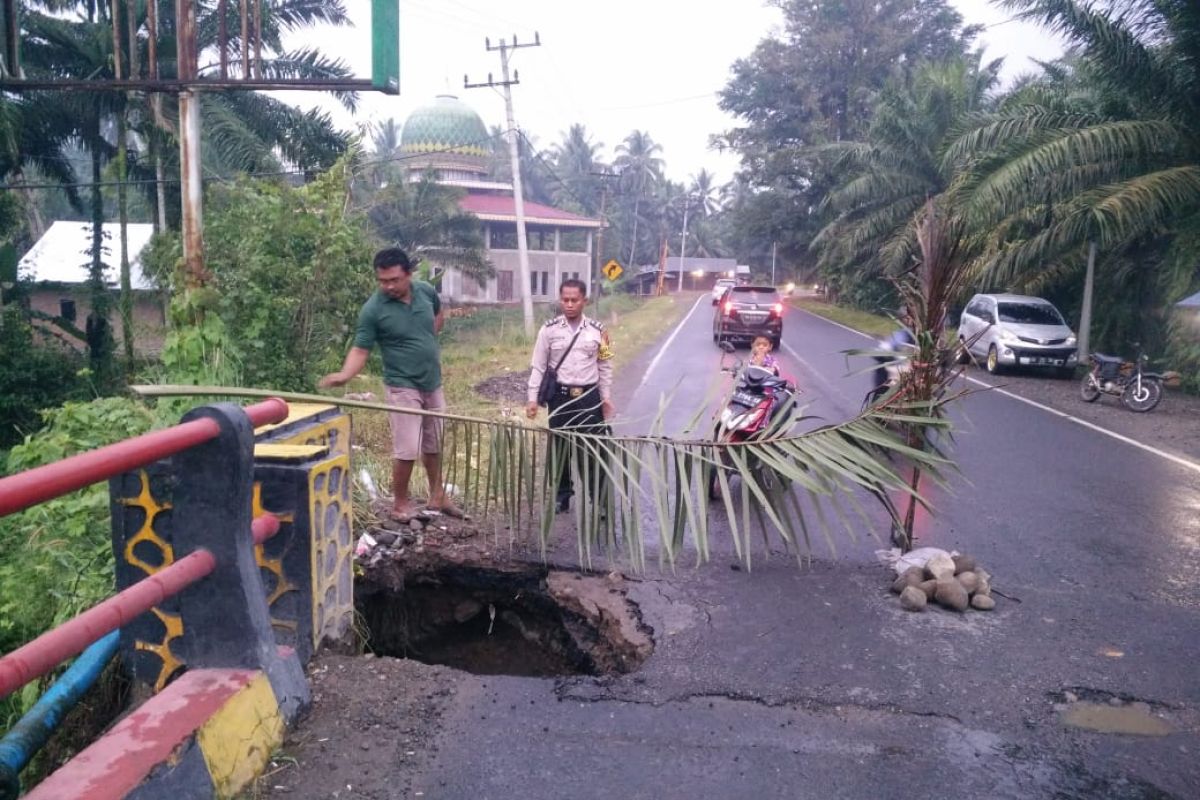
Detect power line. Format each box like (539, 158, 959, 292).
(0, 130, 513, 191)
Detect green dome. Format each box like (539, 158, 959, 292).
(400, 95, 490, 159)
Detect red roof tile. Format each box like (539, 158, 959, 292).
(459, 194, 601, 228)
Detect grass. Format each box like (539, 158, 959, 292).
(337, 293, 691, 512)
(790, 297, 958, 342)
(790, 297, 898, 338)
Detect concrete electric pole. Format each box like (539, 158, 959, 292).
(676, 196, 691, 293)
(466, 33, 541, 336)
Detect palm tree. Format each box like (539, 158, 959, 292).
(371, 117, 401, 157)
(364, 172, 493, 287)
(689, 168, 723, 217)
(809, 56, 1002, 300)
(488, 125, 554, 205)
(551, 124, 604, 215)
(614, 130, 663, 266)
(947, 0, 1200, 295)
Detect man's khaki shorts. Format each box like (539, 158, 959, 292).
(385, 386, 445, 461)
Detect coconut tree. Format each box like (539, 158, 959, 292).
(614, 130, 664, 266)
(551, 123, 604, 216)
(689, 168, 723, 217)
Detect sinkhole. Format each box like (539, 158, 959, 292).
(356, 563, 654, 678)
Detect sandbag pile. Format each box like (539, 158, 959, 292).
(888, 552, 995, 613)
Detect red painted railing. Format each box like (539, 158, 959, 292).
(0, 399, 288, 701)
(0, 398, 288, 517)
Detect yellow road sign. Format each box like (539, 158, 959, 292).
(602, 259, 623, 280)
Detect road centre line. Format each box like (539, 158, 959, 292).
(639, 294, 707, 389)
(793, 307, 1200, 478)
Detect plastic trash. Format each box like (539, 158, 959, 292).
(875, 546, 959, 576)
(358, 468, 379, 503)
(355, 532, 378, 558)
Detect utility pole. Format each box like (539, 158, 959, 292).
(676, 196, 691, 294)
(590, 168, 619, 311)
(466, 32, 540, 336)
(1078, 240, 1097, 361)
(770, 240, 777, 286)
(177, 0, 205, 286)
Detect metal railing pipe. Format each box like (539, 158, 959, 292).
(0, 549, 216, 701)
(0, 398, 288, 517)
(0, 631, 120, 800)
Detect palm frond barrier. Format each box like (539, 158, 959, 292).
(131, 384, 953, 570)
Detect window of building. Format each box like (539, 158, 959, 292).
(559, 231, 588, 252)
(490, 225, 518, 250)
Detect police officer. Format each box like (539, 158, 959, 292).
(526, 278, 614, 513)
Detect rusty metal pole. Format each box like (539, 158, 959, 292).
(218, 0, 228, 78)
(176, 0, 205, 286)
(252, 0, 262, 78)
(240, 0, 249, 77)
(109, 0, 122, 79)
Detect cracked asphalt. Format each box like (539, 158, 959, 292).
(271, 296, 1200, 800)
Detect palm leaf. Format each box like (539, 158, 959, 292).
(130, 384, 950, 570)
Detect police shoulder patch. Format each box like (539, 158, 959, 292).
(543, 314, 564, 328)
(586, 318, 606, 332)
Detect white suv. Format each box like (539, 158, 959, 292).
(711, 278, 735, 305)
(958, 293, 1078, 376)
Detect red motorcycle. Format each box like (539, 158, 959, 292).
(707, 343, 799, 500)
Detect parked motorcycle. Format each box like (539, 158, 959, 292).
(1080, 350, 1164, 412)
(707, 343, 800, 500)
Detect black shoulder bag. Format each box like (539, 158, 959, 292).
(536, 327, 583, 407)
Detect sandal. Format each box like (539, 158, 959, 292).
(387, 507, 427, 524)
(431, 504, 469, 520)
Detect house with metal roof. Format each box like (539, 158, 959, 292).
(16, 221, 166, 353)
(397, 95, 601, 304)
(632, 256, 740, 294)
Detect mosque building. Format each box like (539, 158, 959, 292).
(397, 94, 601, 303)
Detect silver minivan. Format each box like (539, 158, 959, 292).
(958, 293, 1078, 375)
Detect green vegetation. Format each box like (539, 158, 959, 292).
(720, 0, 1200, 390)
(0, 398, 156, 727)
(790, 298, 897, 339)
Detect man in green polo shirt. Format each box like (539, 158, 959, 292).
(319, 247, 462, 521)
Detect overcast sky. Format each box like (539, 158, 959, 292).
(281, 0, 1065, 184)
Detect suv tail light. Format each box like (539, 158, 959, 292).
(771, 302, 784, 316)
(723, 301, 733, 315)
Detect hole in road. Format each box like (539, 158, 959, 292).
(356, 564, 653, 678)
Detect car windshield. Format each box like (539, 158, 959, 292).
(730, 288, 779, 303)
(997, 302, 1064, 326)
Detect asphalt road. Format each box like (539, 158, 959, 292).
(316, 296, 1200, 799)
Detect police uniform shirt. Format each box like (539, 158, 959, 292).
(527, 314, 613, 403)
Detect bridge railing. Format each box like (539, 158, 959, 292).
(0, 398, 316, 797)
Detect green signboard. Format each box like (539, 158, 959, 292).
(371, 0, 399, 94)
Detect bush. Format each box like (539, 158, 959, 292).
(143, 157, 377, 392)
(0, 308, 90, 449)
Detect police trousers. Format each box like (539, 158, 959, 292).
(547, 384, 609, 503)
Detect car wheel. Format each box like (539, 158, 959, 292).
(986, 345, 1003, 375)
